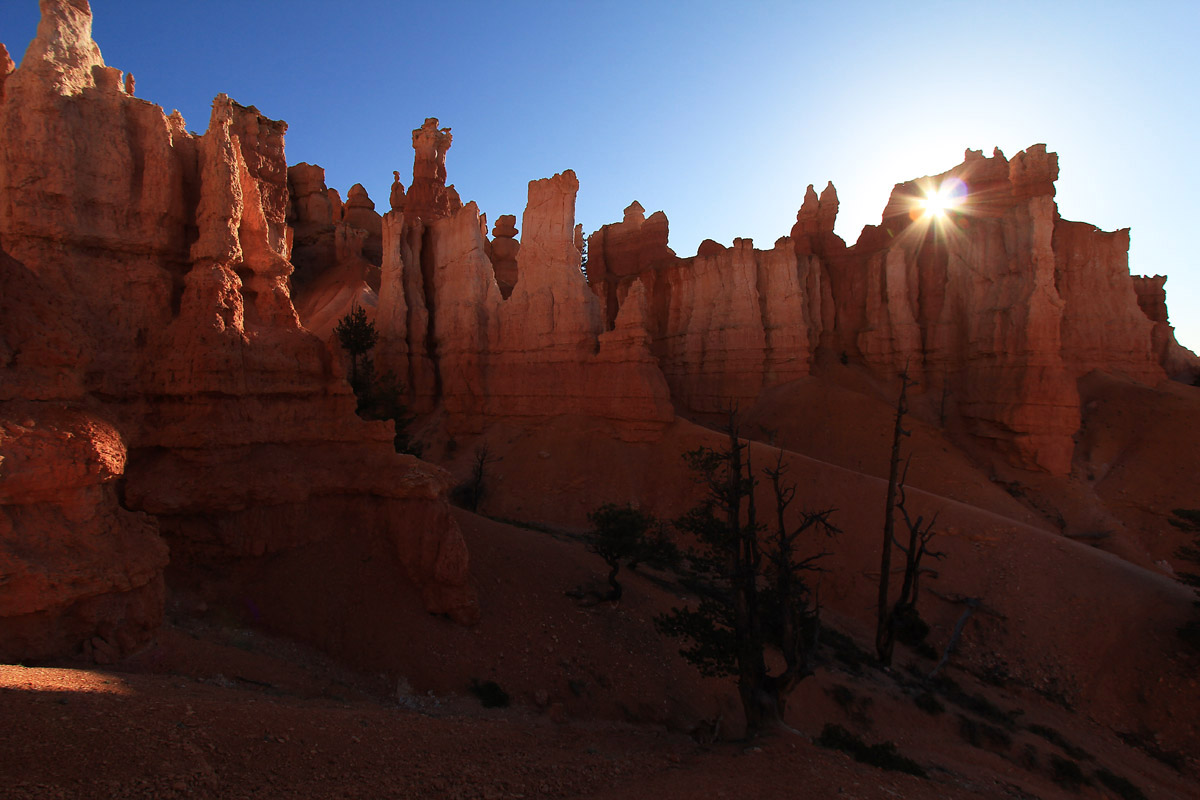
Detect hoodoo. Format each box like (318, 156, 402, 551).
(2, 5, 1199, 791)
(0, 0, 476, 662)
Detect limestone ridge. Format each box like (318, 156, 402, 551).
(0, 0, 477, 663)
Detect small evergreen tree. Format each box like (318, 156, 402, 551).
(333, 305, 420, 456)
(334, 303, 378, 391)
(587, 504, 677, 603)
(656, 415, 837, 738)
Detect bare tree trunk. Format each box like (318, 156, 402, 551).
(876, 369, 910, 666)
(928, 598, 979, 679)
(604, 560, 623, 603)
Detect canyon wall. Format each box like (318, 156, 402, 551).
(4, 0, 1195, 664)
(0, 0, 476, 662)
(307, 125, 1193, 475)
(369, 158, 674, 437)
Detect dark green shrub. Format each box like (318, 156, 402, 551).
(469, 679, 510, 708)
(1169, 508, 1200, 651)
(913, 691, 944, 715)
(893, 605, 930, 647)
(914, 641, 939, 660)
(821, 627, 872, 674)
(942, 688, 1020, 729)
(1049, 754, 1090, 791)
(1027, 723, 1091, 761)
(1094, 768, 1147, 800)
(828, 683, 856, 711)
(816, 724, 927, 778)
(826, 684, 873, 726)
(1116, 730, 1185, 772)
(957, 714, 1012, 751)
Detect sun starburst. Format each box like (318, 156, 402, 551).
(917, 177, 968, 220)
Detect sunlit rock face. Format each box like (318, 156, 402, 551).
(588, 145, 1191, 474)
(329, 127, 1188, 473)
(0, 0, 477, 662)
(373, 168, 674, 438)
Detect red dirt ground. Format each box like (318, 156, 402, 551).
(5, 371, 1198, 798)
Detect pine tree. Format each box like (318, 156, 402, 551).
(333, 303, 378, 392)
(657, 416, 836, 738)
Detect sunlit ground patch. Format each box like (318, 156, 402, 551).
(0, 665, 136, 696)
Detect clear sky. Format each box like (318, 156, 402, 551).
(6, 0, 1198, 350)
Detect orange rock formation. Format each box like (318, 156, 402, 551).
(2, 0, 1196, 667)
(0, 0, 476, 661)
(296, 125, 1194, 476)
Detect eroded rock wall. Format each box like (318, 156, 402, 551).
(373, 166, 674, 439)
(0, 0, 477, 661)
(587, 146, 1187, 474)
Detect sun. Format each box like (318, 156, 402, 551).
(916, 177, 968, 220)
(921, 191, 952, 218)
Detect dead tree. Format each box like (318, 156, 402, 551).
(763, 452, 839, 702)
(457, 443, 499, 512)
(888, 457, 945, 648)
(876, 367, 914, 665)
(875, 368, 944, 666)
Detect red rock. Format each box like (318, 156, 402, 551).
(0, 0, 478, 660)
(0, 406, 167, 662)
(1134, 274, 1200, 380)
(344, 182, 383, 264)
(389, 170, 406, 211)
(488, 214, 520, 298)
(404, 117, 461, 221)
(644, 237, 813, 412)
(586, 201, 674, 327)
(581, 144, 1193, 473)
(373, 166, 673, 438)
(0, 43, 14, 102)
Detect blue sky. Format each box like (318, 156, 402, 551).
(6, 0, 1198, 349)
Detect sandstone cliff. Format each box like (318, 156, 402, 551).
(306, 126, 1192, 476)
(585, 146, 1193, 474)
(370, 149, 674, 437)
(0, 0, 476, 662)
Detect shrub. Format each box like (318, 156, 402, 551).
(957, 715, 1012, 751)
(942, 688, 1020, 729)
(913, 691, 944, 715)
(1116, 730, 1185, 772)
(1049, 754, 1090, 791)
(821, 627, 872, 674)
(816, 724, 927, 778)
(1026, 723, 1091, 761)
(1094, 768, 1147, 800)
(468, 679, 510, 708)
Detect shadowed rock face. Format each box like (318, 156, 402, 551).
(0, 0, 477, 662)
(5, 0, 1196, 663)
(361, 136, 1192, 474)
(573, 146, 1191, 474)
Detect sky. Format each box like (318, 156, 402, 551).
(5, 0, 1198, 350)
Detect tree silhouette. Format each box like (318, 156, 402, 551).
(332, 305, 421, 456)
(586, 504, 676, 603)
(657, 414, 837, 738)
(334, 303, 378, 392)
(875, 367, 943, 666)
